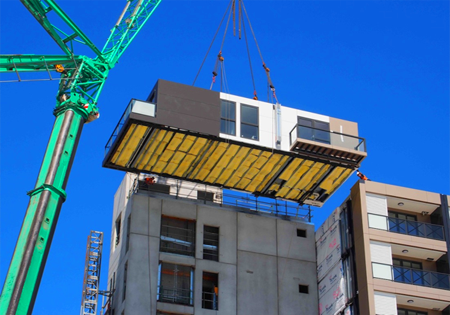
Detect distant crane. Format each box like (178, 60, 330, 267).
(0, 1, 162, 314)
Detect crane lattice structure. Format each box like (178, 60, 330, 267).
(0, 1, 162, 314)
(80, 231, 104, 315)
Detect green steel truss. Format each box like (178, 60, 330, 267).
(0, 0, 162, 314)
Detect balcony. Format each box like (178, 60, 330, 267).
(372, 262, 450, 290)
(289, 124, 366, 168)
(368, 213, 445, 241)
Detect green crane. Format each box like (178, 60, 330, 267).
(0, 1, 162, 314)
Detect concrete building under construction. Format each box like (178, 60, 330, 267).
(101, 80, 367, 315)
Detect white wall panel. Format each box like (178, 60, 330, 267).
(369, 241, 392, 265)
(374, 291, 397, 315)
(366, 193, 388, 216)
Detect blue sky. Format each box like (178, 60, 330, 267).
(1, 0, 448, 314)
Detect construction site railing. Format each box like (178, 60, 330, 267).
(202, 291, 218, 310)
(134, 179, 312, 221)
(157, 287, 193, 306)
(105, 99, 156, 155)
(368, 213, 445, 241)
(289, 124, 366, 152)
(372, 262, 450, 290)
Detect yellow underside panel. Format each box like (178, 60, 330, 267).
(106, 125, 356, 205)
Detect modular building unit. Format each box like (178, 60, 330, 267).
(103, 80, 366, 207)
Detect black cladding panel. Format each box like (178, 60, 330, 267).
(141, 79, 221, 136)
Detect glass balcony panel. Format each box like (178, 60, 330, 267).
(368, 213, 388, 230)
(383, 216, 445, 241)
(373, 263, 393, 280)
(374, 263, 450, 290)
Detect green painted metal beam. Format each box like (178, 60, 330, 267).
(0, 1, 163, 314)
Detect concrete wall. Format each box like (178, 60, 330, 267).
(107, 178, 318, 315)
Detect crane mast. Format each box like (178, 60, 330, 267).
(0, 1, 162, 314)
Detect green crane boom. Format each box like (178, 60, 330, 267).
(0, 1, 162, 314)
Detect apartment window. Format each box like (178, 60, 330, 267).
(203, 226, 219, 261)
(220, 100, 236, 135)
(297, 229, 307, 238)
(197, 191, 214, 202)
(298, 284, 309, 294)
(241, 104, 259, 140)
(160, 216, 196, 257)
(126, 215, 131, 252)
(297, 117, 330, 144)
(122, 262, 128, 301)
(157, 262, 194, 306)
(398, 309, 427, 315)
(115, 214, 122, 248)
(202, 272, 219, 310)
(393, 258, 422, 270)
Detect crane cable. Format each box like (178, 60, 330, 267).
(240, 0, 258, 100)
(192, 0, 233, 86)
(240, 0, 279, 104)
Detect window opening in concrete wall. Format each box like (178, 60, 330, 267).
(123, 261, 128, 301)
(241, 104, 259, 140)
(160, 216, 196, 256)
(197, 191, 214, 202)
(203, 225, 219, 261)
(202, 272, 219, 310)
(297, 228, 307, 238)
(126, 215, 131, 253)
(398, 309, 427, 315)
(220, 100, 236, 135)
(157, 262, 194, 306)
(298, 284, 309, 294)
(297, 117, 330, 144)
(114, 214, 122, 248)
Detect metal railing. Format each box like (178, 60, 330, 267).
(202, 291, 218, 310)
(289, 124, 366, 152)
(157, 287, 193, 306)
(134, 179, 312, 221)
(368, 213, 444, 241)
(104, 99, 156, 155)
(372, 262, 450, 290)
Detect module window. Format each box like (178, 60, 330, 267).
(220, 100, 236, 136)
(241, 104, 259, 140)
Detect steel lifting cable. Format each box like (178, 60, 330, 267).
(240, 1, 258, 100)
(211, 1, 234, 90)
(192, 0, 233, 86)
(241, 0, 279, 103)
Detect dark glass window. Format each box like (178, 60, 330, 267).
(115, 214, 122, 248)
(203, 225, 219, 261)
(398, 309, 427, 315)
(297, 117, 330, 144)
(160, 216, 196, 257)
(241, 104, 259, 140)
(220, 100, 236, 135)
(122, 261, 128, 301)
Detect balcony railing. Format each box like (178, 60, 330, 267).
(157, 287, 193, 306)
(368, 213, 445, 241)
(202, 291, 218, 310)
(372, 262, 450, 290)
(289, 124, 366, 152)
(105, 99, 156, 155)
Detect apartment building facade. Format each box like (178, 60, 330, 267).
(318, 180, 450, 315)
(104, 173, 318, 315)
